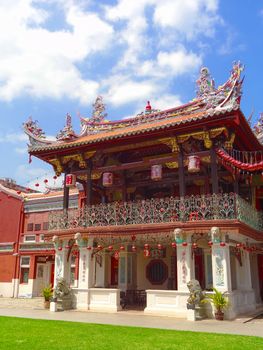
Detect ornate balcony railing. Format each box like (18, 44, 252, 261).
(48, 193, 263, 232)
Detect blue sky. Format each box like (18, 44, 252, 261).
(0, 0, 262, 190)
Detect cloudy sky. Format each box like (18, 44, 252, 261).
(0, 0, 262, 189)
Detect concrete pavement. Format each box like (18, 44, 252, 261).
(0, 298, 262, 338)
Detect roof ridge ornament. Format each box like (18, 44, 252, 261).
(197, 61, 244, 110)
(253, 113, 263, 144)
(196, 67, 215, 98)
(56, 113, 77, 141)
(91, 95, 107, 123)
(24, 116, 46, 139)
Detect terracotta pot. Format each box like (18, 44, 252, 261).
(44, 300, 50, 309)
(215, 310, 224, 320)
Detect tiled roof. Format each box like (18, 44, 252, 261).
(29, 106, 236, 152)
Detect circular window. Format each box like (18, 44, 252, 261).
(146, 259, 168, 285)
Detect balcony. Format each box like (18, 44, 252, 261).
(48, 193, 263, 232)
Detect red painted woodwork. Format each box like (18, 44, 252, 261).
(258, 255, 263, 301)
(111, 256, 118, 285)
(194, 248, 205, 290)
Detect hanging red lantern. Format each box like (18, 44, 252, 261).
(108, 245, 113, 251)
(171, 242, 177, 248)
(157, 243, 163, 250)
(65, 174, 76, 187)
(119, 245, 125, 251)
(44, 179, 48, 184)
(58, 247, 62, 251)
(87, 246, 92, 250)
(208, 241, 213, 247)
(192, 242, 198, 249)
(236, 243, 242, 248)
(182, 241, 188, 247)
(220, 242, 226, 247)
(53, 175, 57, 180)
(144, 243, 149, 249)
(188, 155, 200, 173)
(97, 244, 103, 250)
(132, 245, 136, 252)
(102, 172, 113, 187)
(151, 164, 162, 181)
(131, 235, 136, 241)
(17, 191, 21, 195)
(35, 183, 39, 187)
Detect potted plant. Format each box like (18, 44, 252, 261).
(201, 287, 229, 320)
(42, 285, 53, 309)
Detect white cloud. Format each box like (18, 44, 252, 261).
(105, 76, 157, 106)
(153, 0, 220, 39)
(0, 132, 28, 143)
(0, 0, 113, 104)
(0, 0, 221, 109)
(137, 49, 202, 78)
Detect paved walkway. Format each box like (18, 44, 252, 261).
(0, 298, 262, 338)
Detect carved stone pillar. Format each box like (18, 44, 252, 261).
(75, 233, 94, 289)
(52, 236, 71, 288)
(174, 229, 193, 291)
(210, 228, 231, 292)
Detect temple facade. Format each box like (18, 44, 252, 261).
(22, 63, 263, 319)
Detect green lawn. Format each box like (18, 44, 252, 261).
(0, 316, 262, 350)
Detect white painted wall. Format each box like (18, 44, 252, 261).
(0, 282, 14, 297)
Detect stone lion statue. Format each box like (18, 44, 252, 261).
(54, 277, 71, 299)
(186, 279, 204, 309)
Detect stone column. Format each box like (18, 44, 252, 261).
(77, 236, 94, 289)
(52, 236, 71, 288)
(174, 229, 193, 291)
(210, 227, 231, 292)
(118, 250, 134, 291)
(237, 250, 252, 290)
(94, 251, 106, 287)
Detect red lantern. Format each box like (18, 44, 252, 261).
(171, 242, 177, 248)
(44, 179, 48, 184)
(53, 175, 57, 180)
(192, 242, 198, 249)
(119, 245, 125, 251)
(144, 243, 149, 249)
(108, 245, 113, 251)
(58, 247, 62, 251)
(188, 155, 200, 173)
(182, 241, 188, 247)
(157, 243, 163, 250)
(97, 245, 103, 250)
(87, 246, 92, 250)
(35, 183, 39, 187)
(208, 241, 213, 247)
(220, 242, 226, 247)
(102, 172, 113, 187)
(132, 245, 136, 252)
(65, 174, 76, 187)
(151, 164, 162, 181)
(236, 243, 242, 248)
(17, 191, 21, 195)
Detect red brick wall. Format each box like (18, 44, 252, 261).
(0, 255, 16, 282)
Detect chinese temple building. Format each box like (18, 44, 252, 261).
(23, 62, 263, 319)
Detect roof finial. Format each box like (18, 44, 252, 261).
(91, 96, 107, 123)
(196, 67, 215, 98)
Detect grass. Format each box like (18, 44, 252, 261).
(0, 316, 262, 350)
